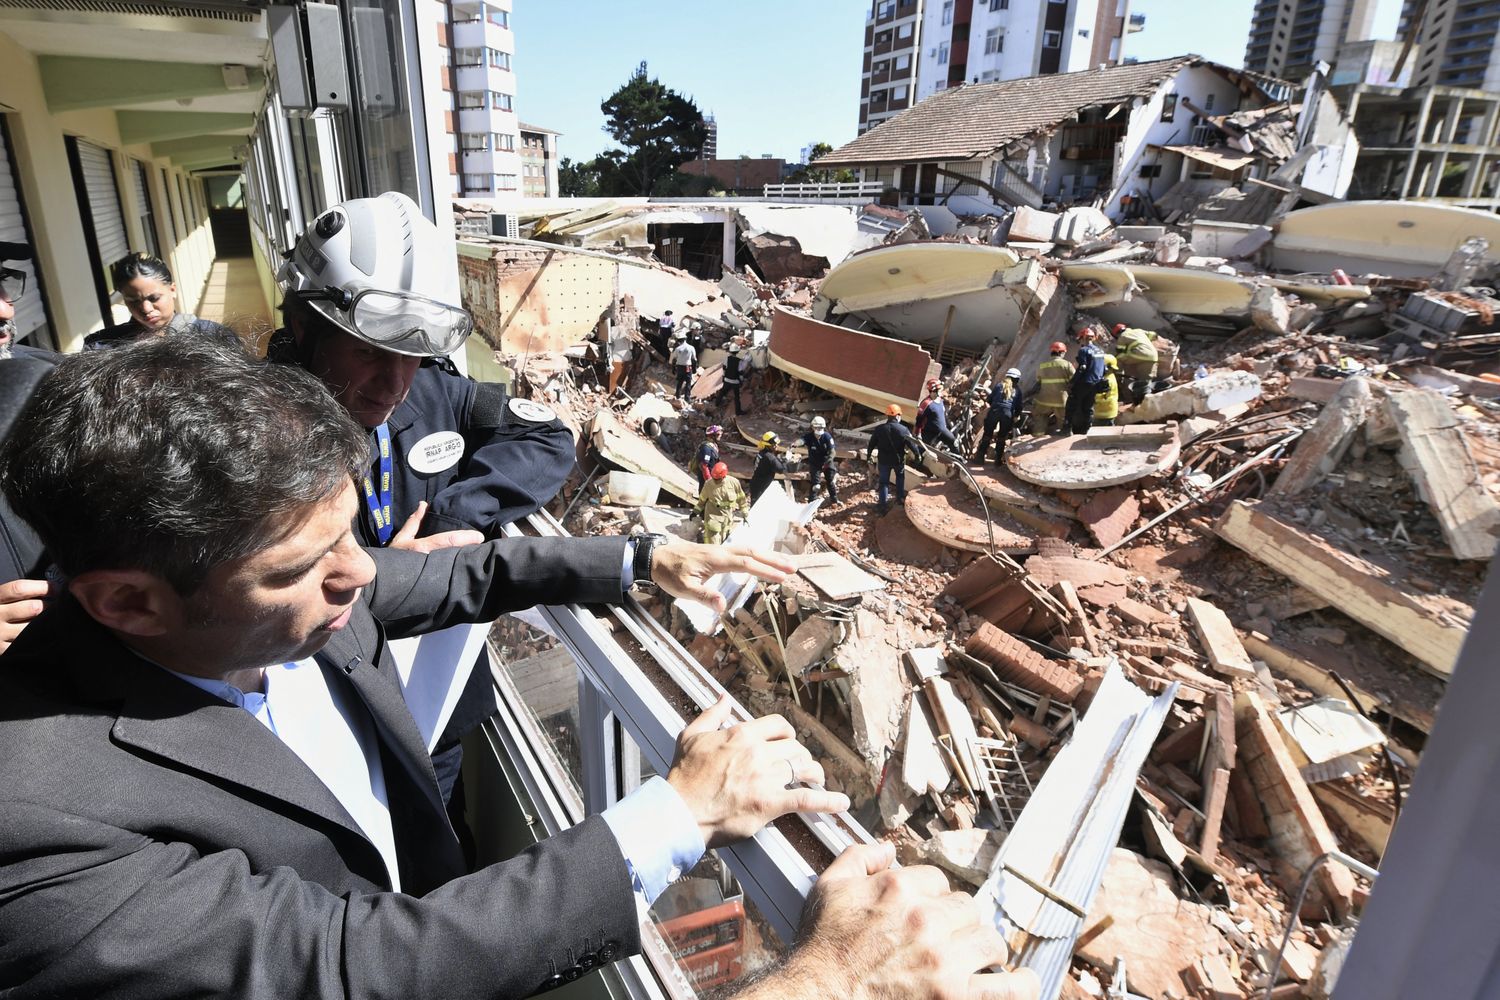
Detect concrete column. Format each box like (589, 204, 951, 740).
(1441, 96, 1465, 143)
(1427, 152, 1448, 196)
(1461, 155, 1485, 199)
(1399, 89, 1436, 197)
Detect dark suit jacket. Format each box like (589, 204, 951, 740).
(0, 537, 640, 999)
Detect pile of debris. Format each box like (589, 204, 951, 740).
(470, 192, 1500, 998)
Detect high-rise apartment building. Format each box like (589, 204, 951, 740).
(519, 124, 560, 198)
(703, 114, 719, 159)
(1397, 0, 1500, 91)
(434, 0, 523, 199)
(858, 0, 1141, 134)
(1243, 0, 1379, 80)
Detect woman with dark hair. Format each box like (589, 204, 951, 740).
(83, 252, 200, 350)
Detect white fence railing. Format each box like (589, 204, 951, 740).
(762, 180, 886, 199)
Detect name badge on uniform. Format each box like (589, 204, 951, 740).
(508, 397, 555, 423)
(408, 431, 466, 474)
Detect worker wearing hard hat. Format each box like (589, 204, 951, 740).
(1031, 341, 1073, 435)
(974, 368, 1025, 464)
(696, 424, 723, 487)
(801, 415, 839, 504)
(696, 461, 749, 544)
(748, 431, 786, 504)
(1066, 325, 1109, 435)
(1093, 355, 1121, 426)
(865, 404, 926, 516)
(1112, 323, 1159, 405)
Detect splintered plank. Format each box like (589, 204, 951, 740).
(1185, 597, 1257, 678)
(1387, 388, 1500, 561)
(1216, 500, 1469, 680)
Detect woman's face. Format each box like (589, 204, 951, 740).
(121, 275, 177, 331)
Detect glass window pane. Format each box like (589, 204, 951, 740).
(344, 0, 429, 214)
(489, 612, 584, 791)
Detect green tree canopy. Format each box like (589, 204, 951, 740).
(557, 156, 601, 197)
(786, 142, 856, 185)
(597, 61, 708, 196)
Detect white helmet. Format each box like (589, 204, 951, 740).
(1006, 368, 1022, 379)
(280, 191, 473, 357)
(811, 416, 827, 430)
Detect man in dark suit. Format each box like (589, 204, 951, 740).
(0, 338, 1037, 1000)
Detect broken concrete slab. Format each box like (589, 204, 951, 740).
(1386, 388, 1500, 561)
(1186, 597, 1257, 679)
(783, 616, 842, 674)
(901, 687, 954, 798)
(1077, 487, 1141, 549)
(962, 464, 1074, 537)
(1236, 690, 1357, 919)
(768, 307, 939, 414)
(1075, 850, 1229, 999)
(591, 408, 700, 504)
(919, 828, 1005, 888)
(1250, 284, 1292, 334)
(904, 478, 1036, 554)
(1009, 206, 1063, 244)
(841, 609, 911, 776)
(1270, 376, 1377, 496)
(1217, 500, 1470, 679)
(1120, 371, 1262, 424)
(796, 551, 887, 600)
(1007, 424, 1182, 489)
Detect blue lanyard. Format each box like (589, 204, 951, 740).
(362, 423, 394, 545)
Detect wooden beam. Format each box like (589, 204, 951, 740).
(1216, 501, 1469, 679)
(1386, 388, 1500, 561)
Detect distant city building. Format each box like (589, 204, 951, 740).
(1243, 0, 1379, 81)
(440, 0, 523, 198)
(858, 0, 1143, 135)
(702, 114, 718, 159)
(518, 123, 560, 198)
(1397, 0, 1500, 91)
(680, 157, 787, 195)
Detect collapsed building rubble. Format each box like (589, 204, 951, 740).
(454, 165, 1500, 998)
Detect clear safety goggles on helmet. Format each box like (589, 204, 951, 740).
(290, 286, 475, 357)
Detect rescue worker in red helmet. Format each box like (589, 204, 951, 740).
(1031, 341, 1073, 435)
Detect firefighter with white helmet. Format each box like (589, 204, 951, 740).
(268, 191, 576, 820)
(801, 414, 839, 505)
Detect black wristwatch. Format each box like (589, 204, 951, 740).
(630, 533, 668, 588)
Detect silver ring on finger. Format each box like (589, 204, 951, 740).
(784, 757, 797, 789)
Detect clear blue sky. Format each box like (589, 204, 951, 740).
(512, 0, 1403, 167)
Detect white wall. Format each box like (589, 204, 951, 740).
(0, 31, 216, 351)
(1103, 65, 1248, 215)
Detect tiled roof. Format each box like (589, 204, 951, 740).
(821, 56, 1203, 166)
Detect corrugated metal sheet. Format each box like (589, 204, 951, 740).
(979, 664, 1178, 1000)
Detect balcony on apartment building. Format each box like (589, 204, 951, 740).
(1128, 11, 1146, 31)
(451, 0, 512, 49)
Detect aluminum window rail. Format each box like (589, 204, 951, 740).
(499, 510, 879, 944)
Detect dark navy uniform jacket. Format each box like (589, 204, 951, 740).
(867, 419, 924, 465)
(801, 430, 836, 471)
(696, 440, 720, 484)
(749, 449, 785, 502)
(268, 329, 575, 792)
(1074, 344, 1108, 386)
(986, 381, 1025, 420)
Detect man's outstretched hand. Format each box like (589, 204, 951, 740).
(667, 696, 848, 850)
(650, 542, 795, 612)
(736, 843, 1040, 1000)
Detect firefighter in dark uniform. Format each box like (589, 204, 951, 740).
(1066, 325, 1109, 435)
(973, 368, 1025, 464)
(749, 431, 786, 504)
(270, 192, 576, 848)
(866, 404, 926, 515)
(801, 415, 839, 504)
(696, 424, 723, 487)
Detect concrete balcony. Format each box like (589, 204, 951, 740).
(451, 18, 515, 54)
